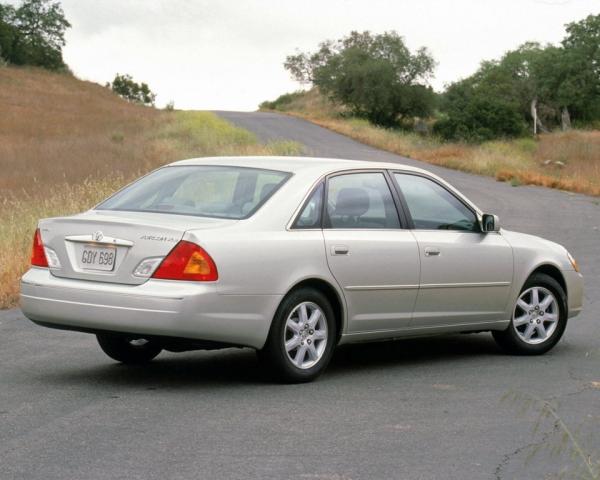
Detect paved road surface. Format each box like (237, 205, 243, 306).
(1, 111, 599, 479)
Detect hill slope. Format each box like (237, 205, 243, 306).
(0, 67, 162, 195)
(0, 67, 300, 307)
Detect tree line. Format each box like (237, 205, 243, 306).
(285, 13, 600, 141)
(0, 0, 70, 70)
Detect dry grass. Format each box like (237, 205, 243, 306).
(0, 66, 301, 308)
(1, 178, 127, 308)
(262, 90, 600, 197)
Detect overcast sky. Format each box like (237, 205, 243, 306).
(54, 0, 599, 110)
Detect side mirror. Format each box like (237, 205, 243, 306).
(482, 214, 500, 233)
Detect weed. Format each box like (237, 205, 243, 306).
(502, 390, 599, 479)
(110, 132, 124, 143)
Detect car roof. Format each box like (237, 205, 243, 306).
(170, 155, 482, 216)
(169, 156, 429, 176)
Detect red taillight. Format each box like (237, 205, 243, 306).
(152, 240, 218, 282)
(31, 228, 49, 267)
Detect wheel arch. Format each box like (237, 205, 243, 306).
(504, 261, 568, 321)
(528, 263, 567, 296)
(282, 277, 346, 343)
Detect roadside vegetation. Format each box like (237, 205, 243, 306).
(262, 15, 600, 196)
(262, 89, 600, 196)
(0, 67, 301, 308)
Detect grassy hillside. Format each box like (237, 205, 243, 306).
(0, 67, 300, 308)
(261, 89, 600, 197)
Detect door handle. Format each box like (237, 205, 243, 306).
(424, 247, 440, 257)
(331, 245, 349, 255)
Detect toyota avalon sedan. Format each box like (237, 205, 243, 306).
(20, 156, 584, 382)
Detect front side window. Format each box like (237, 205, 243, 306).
(325, 172, 400, 229)
(97, 165, 290, 219)
(394, 173, 478, 231)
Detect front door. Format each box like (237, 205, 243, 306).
(322, 171, 420, 333)
(392, 172, 513, 327)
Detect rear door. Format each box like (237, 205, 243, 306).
(391, 172, 513, 327)
(321, 171, 420, 333)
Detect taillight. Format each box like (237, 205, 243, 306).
(31, 228, 49, 267)
(152, 240, 218, 281)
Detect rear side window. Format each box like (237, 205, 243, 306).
(325, 172, 400, 229)
(97, 165, 290, 219)
(293, 183, 324, 229)
(394, 173, 478, 231)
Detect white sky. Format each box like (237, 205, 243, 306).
(52, 0, 600, 110)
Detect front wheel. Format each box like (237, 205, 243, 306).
(97, 334, 162, 364)
(493, 273, 567, 355)
(258, 288, 337, 383)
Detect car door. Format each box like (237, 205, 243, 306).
(392, 172, 513, 328)
(321, 171, 420, 333)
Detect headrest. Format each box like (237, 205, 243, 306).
(334, 188, 370, 217)
(260, 183, 278, 200)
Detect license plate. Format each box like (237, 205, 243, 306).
(78, 244, 117, 271)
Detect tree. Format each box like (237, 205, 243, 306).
(109, 74, 156, 106)
(527, 45, 571, 131)
(479, 43, 556, 133)
(0, 4, 17, 63)
(434, 32, 600, 140)
(285, 31, 436, 126)
(0, 0, 70, 70)
(481, 15, 600, 131)
(557, 14, 600, 123)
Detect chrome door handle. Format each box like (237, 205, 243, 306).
(424, 247, 440, 257)
(331, 245, 349, 255)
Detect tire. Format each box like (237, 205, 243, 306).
(493, 273, 568, 355)
(258, 287, 337, 383)
(96, 334, 162, 364)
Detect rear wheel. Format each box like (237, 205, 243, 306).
(97, 334, 162, 364)
(493, 273, 567, 355)
(259, 288, 336, 383)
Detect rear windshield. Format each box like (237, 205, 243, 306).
(97, 165, 291, 219)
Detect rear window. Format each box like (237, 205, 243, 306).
(97, 165, 291, 219)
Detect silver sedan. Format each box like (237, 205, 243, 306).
(20, 157, 584, 382)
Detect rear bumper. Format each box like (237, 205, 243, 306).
(20, 268, 282, 349)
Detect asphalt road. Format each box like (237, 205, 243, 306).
(2, 111, 599, 480)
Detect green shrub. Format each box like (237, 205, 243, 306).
(434, 98, 526, 142)
(259, 91, 306, 111)
(108, 73, 156, 106)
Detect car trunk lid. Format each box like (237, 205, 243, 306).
(39, 210, 235, 285)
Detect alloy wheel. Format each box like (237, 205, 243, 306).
(512, 286, 559, 345)
(284, 301, 328, 369)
